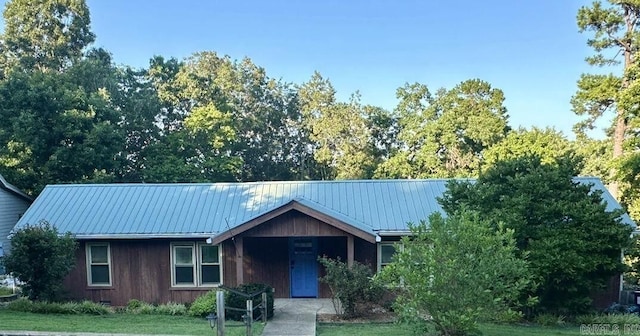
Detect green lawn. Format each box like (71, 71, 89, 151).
(0, 310, 264, 335)
(316, 322, 584, 336)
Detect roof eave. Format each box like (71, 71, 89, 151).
(0, 174, 32, 202)
(72, 233, 217, 240)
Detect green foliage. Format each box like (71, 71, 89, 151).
(225, 283, 274, 320)
(483, 127, 572, 169)
(533, 313, 566, 327)
(1, 0, 95, 72)
(0, 57, 123, 194)
(381, 211, 532, 336)
(125, 300, 187, 316)
(152, 302, 188, 316)
(126, 299, 143, 310)
(7, 298, 112, 315)
(574, 0, 640, 201)
(440, 155, 633, 315)
(575, 313, 640, 327)
(377, 79, 509, 179)
(2, 221, 77, 302)
(0, 287, 14, 296)
(188, 290, 218, 317)
(317, 257, 382, 318)
(298, 72, 378, 179)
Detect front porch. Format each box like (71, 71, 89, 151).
(216, 206, 377, 298)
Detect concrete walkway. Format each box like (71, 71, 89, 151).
(261, 299, 337, 336)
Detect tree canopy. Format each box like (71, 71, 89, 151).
(440, 155, 633, 314)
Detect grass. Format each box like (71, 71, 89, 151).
(0, 310, 264, 335)
(316, 322, 585, 336)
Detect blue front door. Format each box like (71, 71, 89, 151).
(289, 237, 318, 298)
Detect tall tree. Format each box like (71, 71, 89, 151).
(483, 127, 572, 170)
(0, 54, 123, 194)
(298, 73, 377, 179)
(1, 0, 95, 73)
(377, 79, 509, 178)
(574, 0, 640, 198)
(440, 155, 632, 314)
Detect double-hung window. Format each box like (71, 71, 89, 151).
(378, 242, 399, 272)
(86, 243, 112, 286)
(200, 245, 221, 285)
(171, 243, 222, 287)
(173, 244, 196, 286)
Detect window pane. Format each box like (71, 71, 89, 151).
(201, 245, 219, 264)
(175, 266, 194, 284)
(90, 245, 108, 264)
(381, 245, 396, 264)
(201, 265, 221, 284)
(91, 265, 110, 284)
(175, 247, 193, 264)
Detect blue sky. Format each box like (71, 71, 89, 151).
(6, 0, 614, 138)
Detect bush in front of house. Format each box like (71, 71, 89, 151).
(225, 283, 274, 321)
(125, 299, 188, 316)
(7, 297, 112, 315)
(188, 290, 218, 317)
(318, 256, 382, 318)
(379, 211, 533, 336)
(2, 221, 78, 302)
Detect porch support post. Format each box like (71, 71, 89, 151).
(235, 236, 244, 285)
(347, 235, 354, 268)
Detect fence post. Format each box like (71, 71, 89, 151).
(261, 292, 267, 323)
(217, 290, 225, 336)
(246, 299, 253, 336)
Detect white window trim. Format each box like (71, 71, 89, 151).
(170, 242, 223, 288)
(377, 242, 402, 272)
(198, 243, 223, 286)
(86, 242, 112, 287)
(171, 243, 197, 287)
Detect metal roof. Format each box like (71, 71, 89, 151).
(12, 177, 635, 239)
(0, 174, 32, 202)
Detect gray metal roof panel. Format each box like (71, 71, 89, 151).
(13, 178, 635, 238)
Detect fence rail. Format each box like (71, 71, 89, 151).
(214, 286, 270, 336)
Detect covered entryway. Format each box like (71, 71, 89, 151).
(212, 200, 377, 298)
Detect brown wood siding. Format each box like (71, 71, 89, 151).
(318, 237, 347, 298)
(243, 210, 349, 237)
(63, 210, 379, 303)
(355, 237, 376, 269)
(64, 239, 221, 306)
(243, 237, 289, 297)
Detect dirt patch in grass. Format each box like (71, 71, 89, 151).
(317, 302, 396, 323)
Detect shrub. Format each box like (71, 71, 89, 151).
(3, 221, 77, 301)
(0, 287, 14, 296)
(75, 300, 112, 315)
(576, 313, 640, 326)
(126, 299, 143, 310)
(534, 313, 566, 326)
(6, 298, 112, 315)
(485, 308, 524, 324)
(318, 257, 382, 318)
(7, 297, 33, 312)
(154, 302, 187, 316)
(188, 290, 218, 317)
(380, 212, 533, 336)
(225, 283, 274, 321)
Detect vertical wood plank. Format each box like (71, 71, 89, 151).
(347, 235, 354, 268)
(235, 236, 244, 285)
